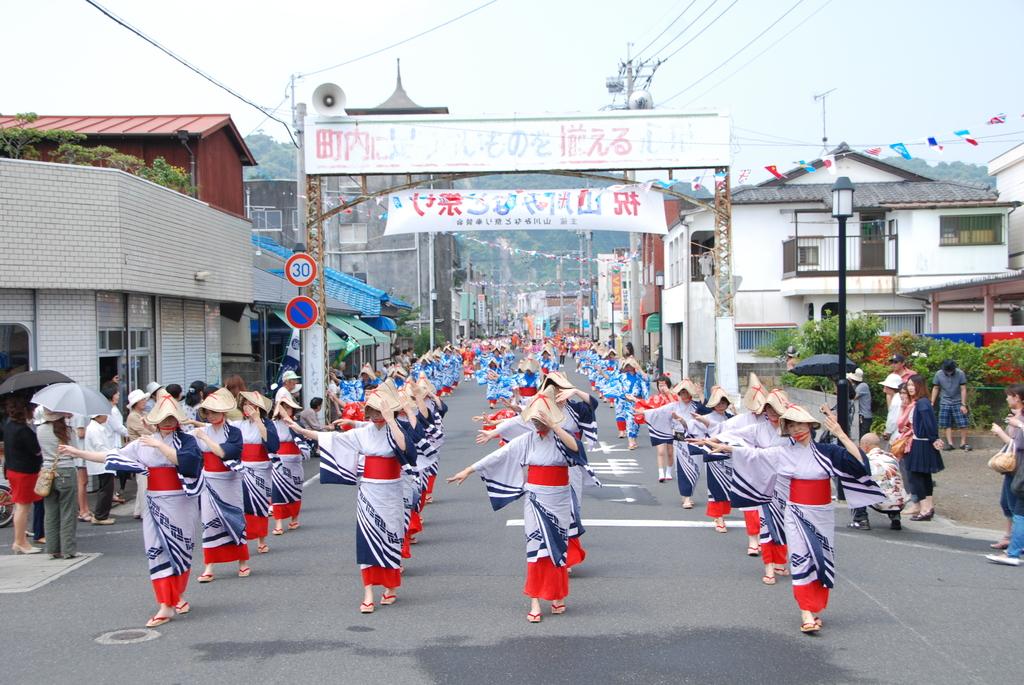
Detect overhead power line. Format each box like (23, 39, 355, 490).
(656, 0, 740, 63)
(661, 0, 806, 105)
(82, 0, 298, 146)
(676, 0, 836, 108)
(644, 0, 722, 63)
(634, 0, 698, 59)
(301, 0, 499, 78)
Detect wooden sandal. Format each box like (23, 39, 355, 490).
(174, 601, 190, 615)
(237, 567, 251, 578)
(762, 575, 776, 585)
(527, 612, 542, 623)
(360, 602, 375, 614)
(800, 621, 820, 633)
(774, 566, 790, 576)
(380, 593, 397, 605)
(714, 522, 728, 533)
(551, 602, 566, 615)
(257, 543, 269, 554)
(747, 546, 760, 556)
(197, 573, 214, 583)
(288, 521, 300, 530)
(272, 528, 284, 535)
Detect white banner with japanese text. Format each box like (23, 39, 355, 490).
(383, 186, 667, 235)
(305, 110, 730, 175)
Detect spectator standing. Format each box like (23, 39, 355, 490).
(3, 396, 43, 553)
(846, 368, 873, 529)
(125, 388, 153, 518)
(904, 374, 944, 521)
(987, 384, 1024, 551)
(37, 408, 78, 558)
(880, 373, 903, 442)
(932, 359, 971, 451)
(84, 412, 118, 525)
(182, 380, 206, 423)
(987, 389, 1024, 567)
(785, 346, 799, 371)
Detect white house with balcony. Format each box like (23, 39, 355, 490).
(661, 143, 1016, 376)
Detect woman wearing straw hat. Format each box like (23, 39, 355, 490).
(712, 386, 793, 569)
(693, 404, 884, 634)
(60, 390, 203, 628)
(270, 393, 307, 535)
(449, 392, 583, 623)
(606, 356, 649, 450)
(674, 385, 734, 509)
(192, 388, 247, 583)
(232, 391, 280, 555)
(515, 357, 542, 402)
(478, 372, 600, 572)
(284, 391, 416, 613)
(643, 378, 701, 484)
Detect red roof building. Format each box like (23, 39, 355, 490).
(0, 114, 256, 216)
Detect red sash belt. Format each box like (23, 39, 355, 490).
(276, 441, 302, 456)
(148, 466, 182, 492)
(242, 443, 269, 462)
(364, 455, 401, 480)
(520, 387, 538, 397)
(789, 478, 831, 506)
(202, 451, 230, 472)
(527, 465, 569, 486)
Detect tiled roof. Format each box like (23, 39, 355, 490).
(732, 181, 1000, 208)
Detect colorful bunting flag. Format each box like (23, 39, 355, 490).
(889, 143, 912, 160)
(821, 155, 836, 175)
(797, 160, 816, 172)
(927, 137, 944, 152)
(987, 114, 1006, 125)
(954, 130, 979, 146)
(765, 165, 785, 179)
(864, 147, 882, 156)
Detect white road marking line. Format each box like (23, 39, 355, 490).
(304, 473, 321, 487)
(610, 497, 637, 503)
(505, 518, 746, 528)
(599, 483, 643, 488)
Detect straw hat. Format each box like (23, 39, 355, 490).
(541, 370, 575, 392)
(126, 389, 151, 408)
(741, 372, 768, 412)
(779, 405, 821, 433)
(620, 356, 641, 372)
(276, 393, 302, 411)
(417, 374, 437, 397)
(360, 364, 376, 378)
(199, 387, 237, 413)
(518, 357, 541, 374)
(388, 365, 408, 379)
(365, 391, 401, 414)
(520, 391, 566, 427)
(375, 379, 406, 409)
(671, 378, 700, 398)
(763, 388, 791, 416)
(604, 348, 618, 359)
(705, 385, 732, 408)
(238, 390, 273, 414)
(145, 390, 187, 425)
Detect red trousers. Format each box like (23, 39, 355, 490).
(706, 500, 732, 518)
(245, 514, 269, 539)
(566, 538, 586, 568)
(793, 581, 830, 613)
(743, 510, 760, 536)
(760, 541, 789, 565)
(203, 542, 249, 564)
(362, 566, 402, 588)
(152, 571, 190, 607)
(524, 557, 568, 601)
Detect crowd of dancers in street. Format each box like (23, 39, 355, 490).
(49, 337, 885, 635)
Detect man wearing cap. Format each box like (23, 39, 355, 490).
(275, 370, 301, 408)
(889, 354, 914, 382)
(931, 359, 971, 450)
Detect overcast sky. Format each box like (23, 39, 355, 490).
(4, 0, 1023, 182)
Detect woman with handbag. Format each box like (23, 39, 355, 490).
(903, 375, 944, 522)
(36, 406, 79, 559)
(987, 386, 1024, 567)
(892, 383, 921, 516)
(986, 384, 1023, 552)
(3, 396, 43, 554)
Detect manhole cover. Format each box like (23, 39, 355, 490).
(95, 629, 161, 645)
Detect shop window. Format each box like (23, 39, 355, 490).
(0, 323, 31, 385)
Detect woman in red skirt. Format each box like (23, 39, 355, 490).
(3, 396, 43, 554)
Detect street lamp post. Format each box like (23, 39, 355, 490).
(832, 176, 855, 433)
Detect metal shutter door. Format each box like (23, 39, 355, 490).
(184, 300, 207, 383)
(159, 298, 185, 388)
(204, 303, 221, 385)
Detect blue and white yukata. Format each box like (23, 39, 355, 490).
(318, 421, 418, 587)
(478, 364, 513, 406)
(471, 429, 583, 599)
(197, 422, 247, 565)
(103, 430, 202, 607)
(516, 370, 541, 400)
(610, 370, 649, 439)
(645, 399, 714, 496)
(729, 439, 883, 613)
(540, 355, 560, 375)
(270, 419, 306, 522)
(231, 418, 280, 541)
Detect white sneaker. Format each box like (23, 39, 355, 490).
(985, 554, 1021, 566)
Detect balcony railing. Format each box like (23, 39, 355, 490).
(783, 231, 897, 278)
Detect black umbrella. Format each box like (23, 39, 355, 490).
(0, 370, 74, 396)
(789, 354, 858, 379)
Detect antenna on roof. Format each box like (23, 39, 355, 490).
(813, 88, 837, 155)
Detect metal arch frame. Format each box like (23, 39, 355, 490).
(304, 165, 732, 395)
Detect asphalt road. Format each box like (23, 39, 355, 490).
(2, 364, 1021, 685)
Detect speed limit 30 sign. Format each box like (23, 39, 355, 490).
(285, 252, 318, 288)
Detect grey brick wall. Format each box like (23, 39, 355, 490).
(1, 158, 252, 303)
(35, 289, 98, 389)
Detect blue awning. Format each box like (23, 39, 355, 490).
(361, 315, 397, 332)
(383, 294, 412, 310)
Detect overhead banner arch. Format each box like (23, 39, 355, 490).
(305, 109, 730, 175)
